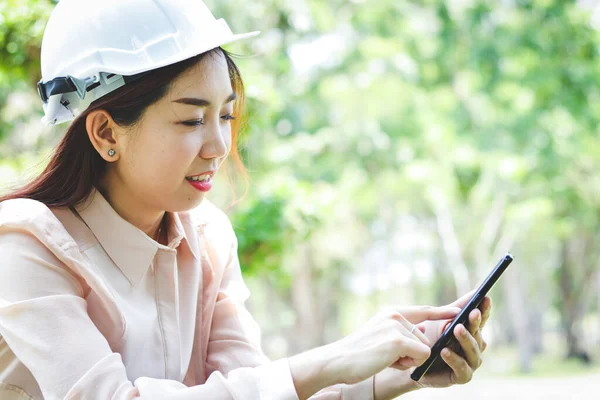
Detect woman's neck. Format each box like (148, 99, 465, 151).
(96, 182, 166, 242)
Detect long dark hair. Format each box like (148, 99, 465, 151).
(0, 47, 248, 207)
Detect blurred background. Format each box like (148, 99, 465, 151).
(1, 0, 600, 398)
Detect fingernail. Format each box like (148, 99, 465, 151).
(443, 348, 451, 357)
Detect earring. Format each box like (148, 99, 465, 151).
(108, 149, 116, 157)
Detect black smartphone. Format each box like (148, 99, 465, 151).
(410, 253, 514, 382)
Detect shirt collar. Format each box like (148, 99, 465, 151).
(74, 188, 200, 286)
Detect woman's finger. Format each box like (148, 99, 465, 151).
(454, 324, 482, 369)
(393, 313, 432, 346)
(406, 321, 432, 347)
(479, 296, 493, 329)
(447, 290, 476, 308)
(468, 308, 483, 349)
(394, 335, 431, 365)
(397, 306, 461, 325)
(441, 347, 473, 385)
(390, 313, 432, 361)
(391, 356, 417, 370)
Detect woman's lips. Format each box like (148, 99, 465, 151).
(186, 176, 212, 192)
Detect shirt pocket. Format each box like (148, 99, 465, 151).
(0, 382, 34, 400)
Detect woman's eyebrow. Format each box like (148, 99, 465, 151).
(172, 92, 237, 107)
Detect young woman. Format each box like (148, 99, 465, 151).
(0, 0, 491, 399)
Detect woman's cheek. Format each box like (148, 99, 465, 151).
(223, 128, 233, 155)
(177, 137, 202, 161)
(170, 139, 202, 175)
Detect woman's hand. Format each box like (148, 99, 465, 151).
(414, 293, 491, 388)
(289, 305, 460, 399)
(328, 305, 462, 384)
(373, 293, 492, 400)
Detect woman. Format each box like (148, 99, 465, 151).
(0, 0, 491, 399)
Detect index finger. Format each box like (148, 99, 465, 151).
(398, 306, 461, 325)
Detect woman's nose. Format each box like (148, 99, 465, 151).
(199, 122, 229, 160)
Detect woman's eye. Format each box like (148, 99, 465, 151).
(182, 119, 204, 126)
(181, 115, 235, 126)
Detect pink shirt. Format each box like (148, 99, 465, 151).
(0, 188, 373, 399)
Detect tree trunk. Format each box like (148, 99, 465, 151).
(428, 188, 471, 295)
(528, 305, 545, 355)
(597, 271, 600, 349)
(557, 237, 594, 364)
(502, 268, 533, 373)
(431, 248, 457, 305)
(289, 244, 320, 353)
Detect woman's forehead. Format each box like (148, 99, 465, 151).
(169, 52, 232, 99)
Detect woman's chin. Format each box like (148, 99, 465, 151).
(171, 192, 206, 213)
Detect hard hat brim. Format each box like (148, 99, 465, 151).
(222, 31, 261, 47)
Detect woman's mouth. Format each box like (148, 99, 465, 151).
(186, 173, 213, 192)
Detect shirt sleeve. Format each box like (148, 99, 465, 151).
(0, 227, 371, 400)
(203, 230, 374, 400)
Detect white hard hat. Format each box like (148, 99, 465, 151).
(37, 0, 259, 125)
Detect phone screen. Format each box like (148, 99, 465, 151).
(410, 253, 514, 381)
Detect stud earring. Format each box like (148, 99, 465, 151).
(108, 149, 116, 157)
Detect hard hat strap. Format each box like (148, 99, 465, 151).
(38, 70, 151, 104)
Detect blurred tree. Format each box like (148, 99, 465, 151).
(219, 0, 600, 368)
(2, 0, 600, 373)
(0, 0, 52, 141)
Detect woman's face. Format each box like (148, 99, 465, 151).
(104, 51, 235, 214)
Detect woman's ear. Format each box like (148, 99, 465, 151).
(86, 110, 121, 162)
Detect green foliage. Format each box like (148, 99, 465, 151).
(232, 194, 288, 278)
(3, 0, 600, 367)
(0, 0, 51, 85)
(231, 180, 324, 289)
(0, 0, 52, 142)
